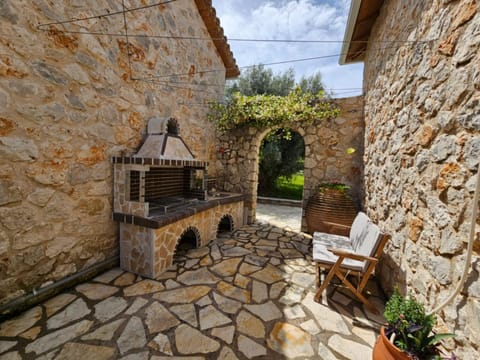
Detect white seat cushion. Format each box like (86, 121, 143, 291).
(313, 232, 351, 249)
(312, 212, 381, 273)
(355, 221, 381, 257)
(312, 241, 365, 272)
(349, 212, 370, 250)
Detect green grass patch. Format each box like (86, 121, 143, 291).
(259, 172, 304, 200)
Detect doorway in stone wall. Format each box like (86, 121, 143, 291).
(256, 128, 304, 231)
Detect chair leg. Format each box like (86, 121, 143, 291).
(314, 263, 379, 314)
(315, 264, 320, 288)
(335, 270, 379, 314)
(354, 289, 378, 314)
(314, 258, 343, 302)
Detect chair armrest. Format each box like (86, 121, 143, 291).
(327, 247, 378, 263)
(322, 221, 351, 231)
(322, 221, 351, 236)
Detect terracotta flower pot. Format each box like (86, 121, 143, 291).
(372, 327, 411, 360)
(305, 188, 358, 236)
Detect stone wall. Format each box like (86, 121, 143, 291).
(0, 0, 227, 304)
(362, 0, 479, 356)
(215, 96, 365, 231)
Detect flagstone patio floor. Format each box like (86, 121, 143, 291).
(0, 222, 386, 360)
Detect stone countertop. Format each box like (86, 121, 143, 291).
(113, 193, 245, 229)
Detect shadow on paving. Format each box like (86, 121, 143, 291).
(0, 223, 386, 360)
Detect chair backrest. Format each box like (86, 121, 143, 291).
(349, 212, 382, 257)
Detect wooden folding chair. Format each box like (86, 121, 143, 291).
(312, 212, 390, 313)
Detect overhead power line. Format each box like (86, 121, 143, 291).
(121, 0, 133, 80)
(144, 80, 223, 95)
(132, 44, 408, 81)
(132, 53, 344, 82)
(37, 0, 178, 29)
(136, 78, 363, 91)
(34, 1, 425, 94)
(37, 27, 434, 45)
(36, 0, 434, 45)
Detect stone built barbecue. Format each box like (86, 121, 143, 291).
(0, 0, 240, 305)
(112, 117, 244, 278)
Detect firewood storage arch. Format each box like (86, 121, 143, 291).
(176, 226, 201, 254)
(217, 214, 234, 234)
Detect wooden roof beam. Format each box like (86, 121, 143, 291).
(339, 0, 384, 65)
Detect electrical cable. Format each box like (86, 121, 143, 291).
(148, 79, 227, 88)
(140, 78, 363, 97)
(146, 81, 222, 95)
(132, 53, 346, 81)
(131, 44, 407, 81)
(36, 3, 434, 46)
(36, 0, 178, 29)
(37, 25, 434, 45)
(427, 164, 480, 316)
(35, 2, 432, 85)
(120, 75, 364, 92)
(121, 0, 133, 79)
(35, 2, 423, 94)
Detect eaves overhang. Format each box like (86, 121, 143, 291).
(339, 0, 384, 65)
(195, 0, 240, 78)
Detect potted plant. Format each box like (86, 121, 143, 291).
(373, 289, 455, 360)
(305, 181, 358, 236)
(317, 181, 351, 193)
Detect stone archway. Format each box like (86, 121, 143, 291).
(216, 125, 307, 226)
(257, 128, 305, 200)
(216, 126, 270, 224)
(215, 96, 365, 232)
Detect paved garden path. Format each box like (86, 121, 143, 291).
(0, 223, 386, 359)
(256, 203, 302, 232)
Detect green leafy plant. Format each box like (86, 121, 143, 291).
(384, 289, 455, 359)
(208, 87, 339, 131)
(317, 182, 350, 193)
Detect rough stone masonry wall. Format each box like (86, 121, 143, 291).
(0, 0, 226, 305)
(362, 0, 479, 356)
(215, 96, 365, 231)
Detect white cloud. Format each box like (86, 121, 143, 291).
(211, 0, 363, 97)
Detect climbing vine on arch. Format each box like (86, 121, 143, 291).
(208, 87, 339, 130)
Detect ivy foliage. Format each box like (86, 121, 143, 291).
(209, 87, 339, 131)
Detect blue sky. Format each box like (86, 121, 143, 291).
(211, 0, 364, 98)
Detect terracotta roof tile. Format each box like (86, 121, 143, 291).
(194, 0, 240, 78)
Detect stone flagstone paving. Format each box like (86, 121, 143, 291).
(0, 223, 386, 359)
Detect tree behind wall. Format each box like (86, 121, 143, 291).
(258, 129, 305, 195)
(225, 64, 324, 99)
(225, 64, 295, 98)
(298, 72, 324, 95)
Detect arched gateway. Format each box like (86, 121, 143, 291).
(214, 96, 365, 232)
